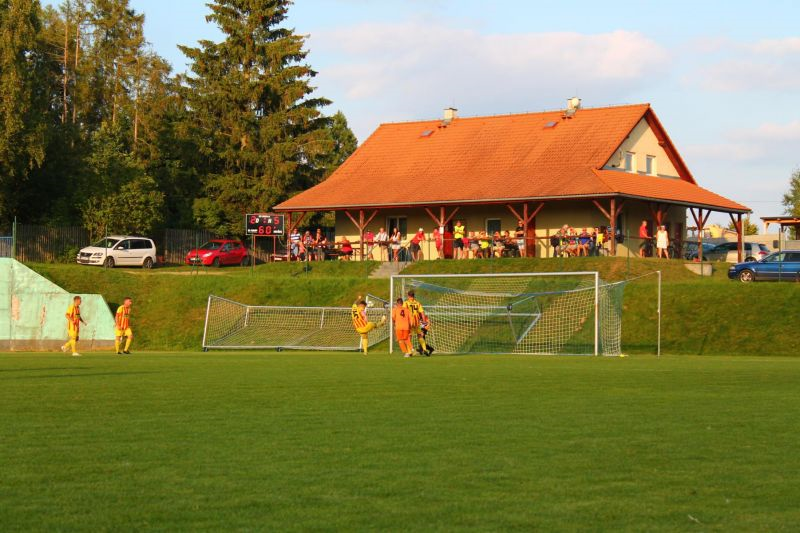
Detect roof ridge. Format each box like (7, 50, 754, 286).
(377, 103, 651, 127)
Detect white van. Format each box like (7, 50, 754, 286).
(77, 236, 157, 268)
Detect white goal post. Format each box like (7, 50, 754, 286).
(201, 295, 390, 351)
(390, 271, 643, 357)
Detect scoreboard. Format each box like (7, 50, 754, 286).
(245, 213, 285, 236)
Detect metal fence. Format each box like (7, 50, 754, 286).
(14, 224, 90, 263)
(0, 236, 11, 258)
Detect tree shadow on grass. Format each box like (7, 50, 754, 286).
(0, 367, 92, 373)
(0, 371, 160, 381)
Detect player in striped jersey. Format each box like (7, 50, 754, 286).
(115, 297, 134, 355)
(403, 290, 432, 356)
(61, 296, 87, 356)
(351, 296, 386, 354)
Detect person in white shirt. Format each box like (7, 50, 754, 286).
(656, 225, 669, 259)
(375, 227, 389, 261)
(290, 229, 301, 260)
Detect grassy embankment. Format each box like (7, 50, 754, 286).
(28, 257, 799, 355)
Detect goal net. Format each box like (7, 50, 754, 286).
(390, 272, 627, 356)
(202, 295, 390, 351)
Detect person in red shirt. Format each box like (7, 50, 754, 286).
(433, 227, 443, 259)
(410, 228, 426, 261)
(638, 220, 651, 257)
(338, 236, 353, 260)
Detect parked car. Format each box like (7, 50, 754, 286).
(185, 239, 249, 267)
(705, 242, 770, 263)
(684, 242, 716, 260)
(728, 251, 800, 282)
(77, 236, 156, 268)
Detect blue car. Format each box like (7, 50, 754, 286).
(728, 250, 800, 282)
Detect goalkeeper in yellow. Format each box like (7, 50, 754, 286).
(351, 296, 386, 354)
(404, 290, 433, 356)
(115, 297, 134, 355)
(61, 296, 87, 357)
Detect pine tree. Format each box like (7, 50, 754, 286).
(179, 0, 332, 234)
(0, 0, 49, 222)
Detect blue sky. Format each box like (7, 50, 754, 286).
(43, 0, 800, 227)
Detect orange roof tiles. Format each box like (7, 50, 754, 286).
(275, 104, 749, 213)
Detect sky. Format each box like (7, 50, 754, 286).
(43, 0, 800, 228)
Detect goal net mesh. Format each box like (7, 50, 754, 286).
(203, 295, 390, 351)
(391, 274, 626, 356)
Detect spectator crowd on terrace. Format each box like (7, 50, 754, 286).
(285, 218, 677, 262)
(284, 218, 673, 262)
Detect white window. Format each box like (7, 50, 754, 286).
(646, 155, 656, 175)
(624, 152, 636, 172)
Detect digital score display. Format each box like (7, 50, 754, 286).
(245, 213, 285, 236)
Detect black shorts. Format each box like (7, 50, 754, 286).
(410, 242, 420, 252)
(453, 238, 464, 249)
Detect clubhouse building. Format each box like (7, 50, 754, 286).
(274, 100, 750, 261)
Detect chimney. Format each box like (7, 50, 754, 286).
(443, 107, 458, 125)
(564, 97, 581, 118)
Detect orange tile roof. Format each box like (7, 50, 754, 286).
(275, 104, 749, 213)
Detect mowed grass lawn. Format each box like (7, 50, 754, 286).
(1, 353, 798, 531)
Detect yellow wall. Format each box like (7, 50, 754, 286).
(603, 118, 680, 178)
(333, 201, 687, 260)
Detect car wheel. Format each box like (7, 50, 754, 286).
(240, 255, 250, 267)
(143, 257, 154, 269)
(104, 257, 115, 268)
(738, 270, 755, 283)
(212, 257, 221, 268)
(745, 256, 755, 262)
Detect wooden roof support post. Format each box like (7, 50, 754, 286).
(344, 209, 378, 261)
(690, 208, 708, 262)
(730, 213, 743, 263)
(425, 206, 461, 229)
(508, 202, 544, 257)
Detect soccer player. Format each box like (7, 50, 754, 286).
(115, 297, 134, 355)
(391, 298, 413, 357)
(351, 296, 386, 354)
(61, 296, 87, 357)
(404, 290, 432, 356)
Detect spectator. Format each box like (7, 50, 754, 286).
(550, 232, 561, 257)
(433, 227, 443, 259)
(338, 236, 353, 260)
(515, 220, 526, 257)
(578, 228, 591, 256)
(566, 228, 579, 256)
(364, 229, 375, 260)
(492, 231, 505, 258)
(290, 228, 301, 260)
(453, 220, 465, 259)
(390, 227, 402, 262)
(468, 231, 480, 258)
(410, 228, 425, 261)
(503, 230, 518, 257)
(375, 227, 389, 261)
(479, 231, 491, 258)
(656, 225, 669, 259)
(302, 230, 314, 262)
(639, 220, 650, 258)
(595, 227, 605, 255)
(314, 229, 327, 261)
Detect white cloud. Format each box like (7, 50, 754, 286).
(695, 37, 800, 92)
(309, 22, 669, 137)
(684, 120, 800, 163)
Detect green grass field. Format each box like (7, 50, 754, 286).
(1, 352, 799, 531)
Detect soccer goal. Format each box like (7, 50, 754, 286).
(390, 271, 651, 356)
(202, 295, 390, 351)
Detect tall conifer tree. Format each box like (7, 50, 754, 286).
(180, 0, 332, 234)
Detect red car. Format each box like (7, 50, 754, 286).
(185, 240, 250, 267)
